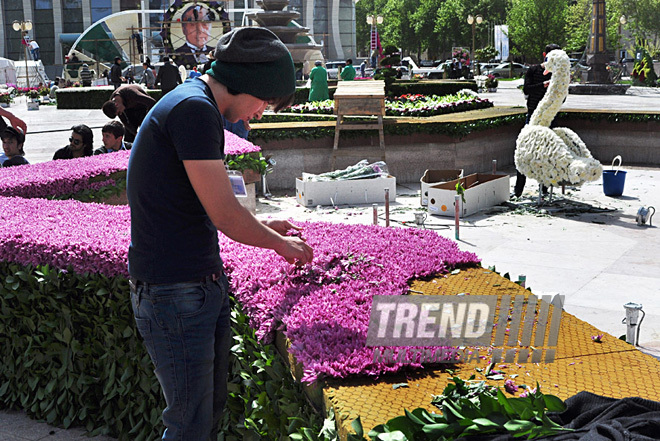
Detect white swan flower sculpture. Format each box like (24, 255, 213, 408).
(514, 50, 602, 188)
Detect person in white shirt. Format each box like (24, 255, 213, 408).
(29, 40, 40, 61)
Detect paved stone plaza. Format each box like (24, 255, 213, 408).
(1, 84, 659, 439)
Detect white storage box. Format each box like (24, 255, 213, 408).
(296, 176, 396, 207)
(420, 169, 463, 206)
(427, 173, 509, 217)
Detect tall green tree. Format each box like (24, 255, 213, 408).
(355, 0, 389, 57)
(410, 0, 444, 59)
(507, 0, 567, 62)
(620, 0, 660, 56)
(380, 0, 421, 57)
(434, 0, 468, 57)
(565, 0, 591, 53)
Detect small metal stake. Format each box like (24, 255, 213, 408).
(384, 188, 390, 227)
(372, 204, 378, 226)
(454, 195, 460, 240)
(260, 173, 271, 198)
(492, 159, 497, 174)
(623, 302, 645, 346)
(549, 185, 554, 203)
(537, 184, 543, 206)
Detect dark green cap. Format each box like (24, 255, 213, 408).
(208, 27, 295, 98)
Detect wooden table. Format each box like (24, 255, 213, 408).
(332, 80, 386, 169)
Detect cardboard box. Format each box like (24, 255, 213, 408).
(427, 173, 509, 217)
(420, 169, 463, 206)
(296, 176, 396, 207)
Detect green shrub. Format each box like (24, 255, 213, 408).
(294, 86, 336, 104)
(0, 263, 324, 440)
(56, 88, 163, 109)
(631, 47, 658, 87)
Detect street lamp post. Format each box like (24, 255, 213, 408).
(619, 15, 627, 76)
(12, 20, 33, 89)
(366, 14, 383, 68)
(467, 14, 483, 76)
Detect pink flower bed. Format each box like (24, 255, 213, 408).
(221, 222, 480, 382)
(0, 130, 259, 200)
(0, 196, 131, 277)
(224, 130, 261, 155)
(0, 151, 130, 199)
(0, 195, 479, 382)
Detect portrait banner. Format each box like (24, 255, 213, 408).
(161, 0, 230, 68)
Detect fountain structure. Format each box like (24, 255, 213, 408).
(246, 0, 323, 69)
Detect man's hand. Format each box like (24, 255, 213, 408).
(0, 108, 27, 134)
(262, 219, 301, 236)
(275, 236, 314, 266)
(543, 80, 550, 87)
(9, 115, 27, 133)
(184, 159, 314, 266)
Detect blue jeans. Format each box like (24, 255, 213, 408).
(130, 275, 231, 441)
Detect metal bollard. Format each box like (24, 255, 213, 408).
(492, 159, 497, 174)
(384, 188, 390, 227)
(454, 195, 460, 240)
(622, 302, 645, 346)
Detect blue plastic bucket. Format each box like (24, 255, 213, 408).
(603, 170, 626, 196)
(603, 155, 626, 197)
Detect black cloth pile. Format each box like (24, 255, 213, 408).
(547, 391, 660, 440)
(479, 391, 660, 440)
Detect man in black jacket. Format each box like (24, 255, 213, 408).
(110, 57, 124, 90)
(155, 57, 182, 95)
(513, 43, 561, 198)
(102, 84, 156, 142)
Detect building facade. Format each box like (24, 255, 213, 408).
(1, 0, 355, 80)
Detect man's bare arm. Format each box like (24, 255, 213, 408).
(0, 108, 27, 133)
(183, 159, 313, 265)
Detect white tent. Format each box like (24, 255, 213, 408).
(14, 60, 49, 88)
(0, 58, 17, 86)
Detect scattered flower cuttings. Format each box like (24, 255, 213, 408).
(519, 386, 537, 398)
(487, 374, 505, 381)
(450, 269, 461, 275)
(392, 383, 409, 390)
(504, 379, 518, 394)
(591, 334, 604, 343)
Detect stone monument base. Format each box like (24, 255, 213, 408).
(569, 84, 631, 95)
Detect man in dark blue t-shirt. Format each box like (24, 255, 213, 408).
(127, 27, 313, 441)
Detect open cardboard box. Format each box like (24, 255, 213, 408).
(427, 173, 509, 217)
(296, 176, 396, 207)
(420, 169, 463, 206)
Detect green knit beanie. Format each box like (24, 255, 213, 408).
(208, 27, 295, 99)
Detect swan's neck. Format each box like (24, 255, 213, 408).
(529, 67, 570, 127)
